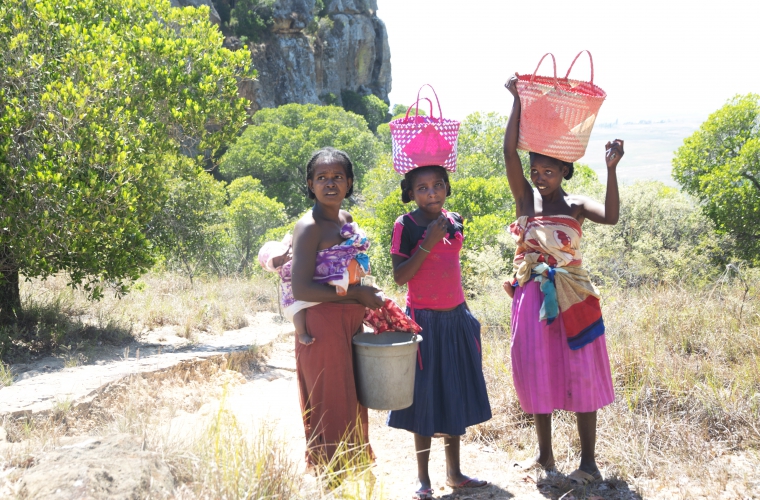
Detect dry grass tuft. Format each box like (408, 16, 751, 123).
(21, 272, 279, 338)
(0, 361, 13, 387)
(171, 394, 304, 500)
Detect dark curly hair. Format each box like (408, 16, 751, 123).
(305, 147, 355, 199)
(529, 152, 575, 180)
(400, 165, 451, 204)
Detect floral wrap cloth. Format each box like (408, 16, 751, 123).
(510, 215, 604, 350)
(279, 222, 370, 310)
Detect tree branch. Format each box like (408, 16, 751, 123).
(741, 171, 760, 193)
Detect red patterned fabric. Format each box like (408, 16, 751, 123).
(390, 85, 460, 174)
(363, 298, 422, 335)
(516, 51, 606, 163)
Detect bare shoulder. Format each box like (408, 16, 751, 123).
(340, 210, 354, 223)
(293, 212, 319, 240)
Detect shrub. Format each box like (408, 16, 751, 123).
(230, 0, 274, 42)
(341, 91, 390, 132)
(219, 104, 381, 216)
(582, 181, 727, 288)
(225, 178, 288, 273)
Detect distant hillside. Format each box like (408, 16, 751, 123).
(171, 0, 391, 112)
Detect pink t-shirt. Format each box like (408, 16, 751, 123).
(390, 210, 465, 310)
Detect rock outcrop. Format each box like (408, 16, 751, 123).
(176, 0, 392, 113)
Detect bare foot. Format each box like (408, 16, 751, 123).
(297, 332, 315, 345)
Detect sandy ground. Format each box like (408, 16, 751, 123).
(226, 336, 645, 500)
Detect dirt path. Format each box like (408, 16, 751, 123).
(223, 335, 644, 500)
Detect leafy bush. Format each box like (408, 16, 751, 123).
(341, 91, 390, 132)
(0, 0, 251, 320)
(225, 178, 288, 273)
(230, 0, 274, 41)
(219, 104, 382, 216)
(454, 112, 509, 179)
(150, 160, 230, 282)
(582, 181, 727, 288)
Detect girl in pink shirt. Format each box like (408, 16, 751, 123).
(387, 165, 492, 499)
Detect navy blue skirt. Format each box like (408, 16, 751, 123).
(387, 303, 492, 437)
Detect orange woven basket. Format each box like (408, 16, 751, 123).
(516, 50, 606, 163)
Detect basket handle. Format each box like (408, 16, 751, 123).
(414, 84, 443, 122)
(529, 53, 560, 87)
(404, 97, 434, 121)
(565, 50, 594, 84)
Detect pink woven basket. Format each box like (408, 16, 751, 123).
(516, 50, 607, 163)
(389, 84, 460, 174)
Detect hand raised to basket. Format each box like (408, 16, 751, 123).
(504, 73, 519, 98)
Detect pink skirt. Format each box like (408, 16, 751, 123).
(511, 281, 615, 414)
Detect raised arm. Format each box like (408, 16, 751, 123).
(504, 75, 534, 217)
(291, 220, 383, 308)
(580, 139, 624, 225)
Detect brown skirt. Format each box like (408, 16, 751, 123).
(296, 302, 373, 467)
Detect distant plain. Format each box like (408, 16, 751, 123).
(582, 120, 702, 186)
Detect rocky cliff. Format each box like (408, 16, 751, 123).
(171, 0, 392, 113)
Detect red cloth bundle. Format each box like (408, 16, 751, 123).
(363, 299, 422, 335)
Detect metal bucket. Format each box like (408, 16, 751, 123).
(352, 331, 423, 411)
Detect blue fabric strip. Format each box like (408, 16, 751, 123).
(567, 317, 606, 350)
(355, 252, 370, 272)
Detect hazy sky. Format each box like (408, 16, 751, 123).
(378, 0, 760, 124)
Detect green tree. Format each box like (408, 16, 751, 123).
(454, 112, 509, 179)
(672, 94, 760, 263)
(219, 104, 381, 216)
(341, 91, 390, 132)
(151, 160, 229, 283)
(230, 0, 274, 42)
(0, 0, 251, 322)
(225, 177, 288, 273)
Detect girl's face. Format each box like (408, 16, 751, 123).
(530, 157, 567, 194)
(409, 170, 448, 214)
(308, 160, 352, 206)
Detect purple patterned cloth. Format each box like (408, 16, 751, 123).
(279, 223, 370, 308)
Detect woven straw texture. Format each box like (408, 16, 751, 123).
(516, 51, 606, 163)
(390, 85, 460, 174)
